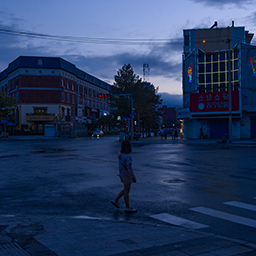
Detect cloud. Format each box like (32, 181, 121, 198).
(0, 8, 184, 90)
(158, 93, 183, 108)
(189, 0, 254, 7)
(64, 42, 183, 86)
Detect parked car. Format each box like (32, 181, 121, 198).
(92, 130, 104, 137)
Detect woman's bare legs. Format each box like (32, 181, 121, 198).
(115, 183, 131, 209)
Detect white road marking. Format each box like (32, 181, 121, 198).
(149, 213, 209, 229)
(72, 216, 99, 220)
(72, 215, 111, 221)
(190, 206, 256, 228)
(224, 201, 256, 212)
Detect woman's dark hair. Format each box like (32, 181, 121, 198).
(121, 140, 132, 154)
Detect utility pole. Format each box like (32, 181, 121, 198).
(143, 63, 150, 82)
(227, 37, 232, 142)
(114, 93, 134, 141)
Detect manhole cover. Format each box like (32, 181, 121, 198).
(163, 179, 185, 184)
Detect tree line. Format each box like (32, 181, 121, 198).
(98, 64, 162, 134)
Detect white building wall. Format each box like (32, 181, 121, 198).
(20, 104, 60, 125)
(184, 119, 198, 138)
(240, 113, 251, 139)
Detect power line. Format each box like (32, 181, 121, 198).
(0, 28, 252, 46)
(0, 28, 183, 46)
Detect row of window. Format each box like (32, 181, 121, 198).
(198, 82, 239, 93)
(198, 50, 238, 63)
(62, 79, 76, 91)
(62, 92, 76, 104)
(197, 50, 239, 92)
(63, 80, 108, 98)
(199, 71, 238, 83)
(61, 93, 110, 104)
(198, 61, 238, 73)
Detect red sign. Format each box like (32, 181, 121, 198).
(190, 91, 239, 113)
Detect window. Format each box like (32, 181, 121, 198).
(213, 53, 218, 62)
(197, 50, 238, 92)
(213, 63, 218, 72)
(206, 64, 211, 73)
(34, 107, 47, 114)
(220, 73, 226, 82)
(206, 55, 211, 62)
(67, 93, 70, 103)
(220, 52, 226, 61)
(62, 92, 65, 102)
(67, 81, 70, 89)
(213, 73, 218, 83)
(206, 74, 211, 83)
(220, 62, 225, 71)
(199, 74, 205, 83)
(72, 95, 75, 104)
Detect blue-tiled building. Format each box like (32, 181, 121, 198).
(179, 22, 256, 139)
(0, 56, 112, 134)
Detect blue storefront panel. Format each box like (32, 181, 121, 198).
(251, 117, 256, 138)
(209, 119, 229, 138)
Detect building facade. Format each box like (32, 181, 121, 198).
(0, 56, 112, 134)
(179, 22, 256, 139)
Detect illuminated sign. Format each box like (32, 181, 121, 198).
(187, 63, 193, 83)
(99, 94, 110, 98)
(190, 91, 239, 113)
(249, 56, 256, 78)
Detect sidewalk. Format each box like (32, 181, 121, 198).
(0, 214, 256, 256)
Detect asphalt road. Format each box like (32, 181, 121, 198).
(1, 135, 256, 244)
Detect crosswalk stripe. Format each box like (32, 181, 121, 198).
(224, 201, 256, 212)
(149, 213, 209, 229)
(190, 206, 256, 228)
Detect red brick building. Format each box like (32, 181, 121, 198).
(161, 106, 177, 124)
(0, 56, 112, 134)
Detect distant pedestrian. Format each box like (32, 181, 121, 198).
(172, 129, 175, 139)
(174, 128, 178, 139)
(200, 127, 204, 139)
(164, 128, 168, 139)
(111, 140, 137, 213)
(160, 129, 164, 139)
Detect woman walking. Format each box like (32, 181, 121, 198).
(111, 140, 137, 213)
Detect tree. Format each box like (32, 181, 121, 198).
(97, 115, 116, 131)
(112, 64, 162, 134)
(114, 64, 139, 92)
(0, 92, 17, 133)
(0, 92, 17, 122)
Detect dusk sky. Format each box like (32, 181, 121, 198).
(1, 0, 256, 107)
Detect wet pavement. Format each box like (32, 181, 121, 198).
(0, 214, 256, 256)
(0, 135, 256, 255)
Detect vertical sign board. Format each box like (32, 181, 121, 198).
(190, 91, 239, 113)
